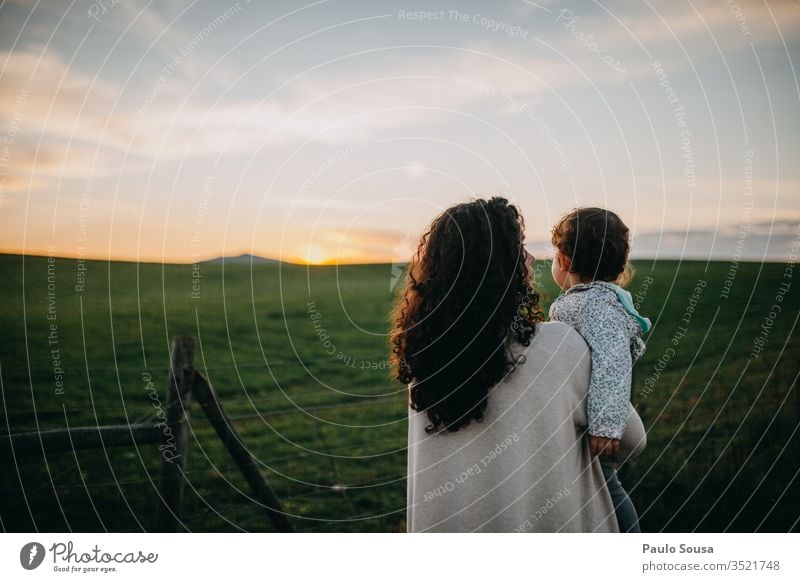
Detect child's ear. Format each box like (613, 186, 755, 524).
(556, 251, 571, 272)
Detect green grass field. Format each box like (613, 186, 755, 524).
(0, 253, 798, 532)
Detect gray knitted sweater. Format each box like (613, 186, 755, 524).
(406, 322, 647, 532)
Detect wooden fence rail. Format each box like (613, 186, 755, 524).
(0, 335, 292, 533)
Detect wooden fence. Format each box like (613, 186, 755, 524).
(0, 336, 292, 532)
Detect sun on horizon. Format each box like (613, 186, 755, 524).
(298, 243, 329, 265)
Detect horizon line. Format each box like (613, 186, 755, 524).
(0, 250, 790, 266)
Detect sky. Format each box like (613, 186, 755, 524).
(0, 0, 798, 264)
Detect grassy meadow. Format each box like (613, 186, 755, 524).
(0, 252, 798, 532)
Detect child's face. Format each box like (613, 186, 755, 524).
(551, 250, 570, 290)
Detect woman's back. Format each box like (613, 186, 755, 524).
(406, 321, 645, 532)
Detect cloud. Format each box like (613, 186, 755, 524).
(563, 0, 800, 49)
(0, 49, 378, 191)
(630, 219, 800, 261)
(289, 197, 367, 211)
(113, 0, 246, 86)
(316, 226, 418, 262)
(0, 50, 147, 190)
(287, 47, 592, 110)
(7, 0, 793, 196)
(405, 161, 427, 180)
(0, 43, 598, 194)
(0, 50, 122, 137)
(525, 219, 800, 262)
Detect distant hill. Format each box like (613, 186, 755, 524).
(205, 253, 282, 265)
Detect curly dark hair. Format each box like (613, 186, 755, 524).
(551, 207, 631, 284)
(390, 196, 543, 434)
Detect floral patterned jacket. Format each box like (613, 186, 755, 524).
(549, 281, 651, 440)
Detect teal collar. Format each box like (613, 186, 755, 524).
(607, 283, 652, 333)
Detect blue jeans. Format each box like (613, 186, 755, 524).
(600, 457, 641, 533)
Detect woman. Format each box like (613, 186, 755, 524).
(390, 196, 646, 532)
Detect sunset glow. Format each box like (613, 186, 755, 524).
(300, 244, 328, 265)
(0, 1, 797, 264)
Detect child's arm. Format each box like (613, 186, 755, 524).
(578, 306, 634, 441)
(551, 295, 632, 441)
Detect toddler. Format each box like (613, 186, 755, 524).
(549, 207, 651, 533)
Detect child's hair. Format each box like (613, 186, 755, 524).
(551, 207, 632, 285)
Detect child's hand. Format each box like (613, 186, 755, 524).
(589, 435, 620, 457)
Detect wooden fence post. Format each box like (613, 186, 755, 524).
(4, 334, 293, 532)
(157, 336, 195, 531)
(192, 373, 293, 532)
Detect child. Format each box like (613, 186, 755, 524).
(548, 207, 651, 533)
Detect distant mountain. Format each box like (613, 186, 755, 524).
(205, 253, 282, 265)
